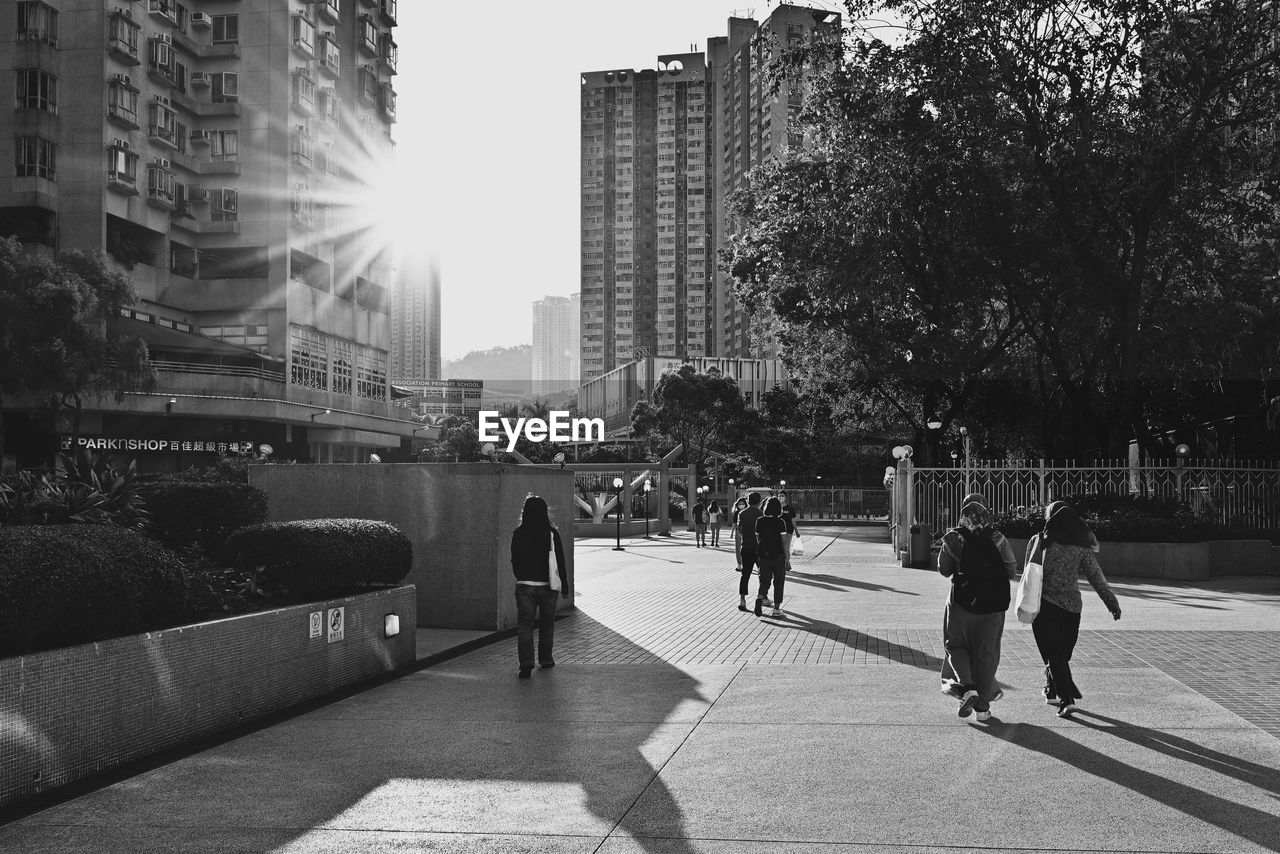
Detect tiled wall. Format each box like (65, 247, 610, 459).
(0, 586, 416, 809)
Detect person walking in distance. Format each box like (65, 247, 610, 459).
(692, 496, 708, 548)
(1030, 501, 1122, 717)
(937, 498, 1016, 721)
(753, 496, 789, 618)
(735, 493, 764, 612)
(940, 491, 986, 697)
(510, 495, 569, 679)
(731, 497, 748, 571)
(779, 492, 798, 571)
(708, 499, 723, 547)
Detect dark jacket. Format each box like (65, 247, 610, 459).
(737, 506, 764, 548)
(755, 516, 787, 558)
(511, 526, 569, 592)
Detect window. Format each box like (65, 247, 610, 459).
(319, 33, 341, 75)
(318, 142, 340, 176)
(148, 98, 178, 145)
(357, 65, 378, 103)
(107, 142, 138, 186)
(212, 72, 238, 102)
(212, 14, 238, 43)
(356, 347, 387, 400)
(109, 11, 141, 59)
(291, 68, 315, 113)
(15, 137, 55, 180)
(318, 87, 340, 122)
(291, 126, 313, 168)
(15, 69, 57, 113)
(149, 36, 176, 83)
(379, 82, 396, 120)
(210, 130, 238, 160)
(17, 2, 58, 46)
(379, 34, 397, 72)
(149, 0, 179, 26)
(290, 327, 329, 391)
(291, 14, 316, 55)
(212, 187, 238, 221)
(148, 162, 176, 204)
(332, 340, 353, 395)
(358, 15, 377, 53)
(108, 76, 139, 124)
(290, 183, 313, 226)
(321, 0, 340, 21)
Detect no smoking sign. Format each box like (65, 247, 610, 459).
(327, 607, 345, 643)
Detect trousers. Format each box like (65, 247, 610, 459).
(515, 583, 558, 668)
(944, 601, 1006, 708)
(1032, 599, 1082, 701)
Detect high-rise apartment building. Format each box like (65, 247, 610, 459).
(580, 52, 713, 382)
(391, 249, 440, 382)
(532, 293, 579, 394)
(578, 6, 838, 378)
(1, 0, 408, 470)
(710, 5, 840, 357)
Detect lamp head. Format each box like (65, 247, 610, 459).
(612, 476, 623, 490)
(1175, 443, 1191, 457)
(927, 419, 942, 430)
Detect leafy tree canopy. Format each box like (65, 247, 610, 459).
(630, 365, 749, 473)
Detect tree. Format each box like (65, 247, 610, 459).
(0, 238, 155, 460)
(729, 0, 1280, 459)
(630, 365, 749, 473)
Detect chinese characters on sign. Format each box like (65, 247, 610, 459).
(59, 437, 257, 454)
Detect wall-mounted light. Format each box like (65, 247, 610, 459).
(384, 614, 400, 637)
(165, 397, 177, 415)
(310, 408, 331, 422)
(927, 419, 943, 430)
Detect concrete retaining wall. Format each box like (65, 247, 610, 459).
(0, 586, 416, 809)
(1006, 538, 1277, 579)
(249, 463, 576, 630)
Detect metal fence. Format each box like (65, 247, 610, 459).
(896, 460, 1280, 538)
(780, 485, 889, 520)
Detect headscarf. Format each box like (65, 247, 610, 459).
(959, 501, 992, 530)
(1044, 500, 1095, 548)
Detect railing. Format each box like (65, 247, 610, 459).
(774, 485, 889, 520)
(900, 460, 1280, 535)
(150, 359, 285, 382)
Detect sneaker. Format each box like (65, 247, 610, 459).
(518, 667, 532, 679)
(753, 597, 763, 617)
(539, 660, 555, 669)
(737, 602, 750, 612)
(958, 690, 979, 718)
(940, 680, 963, 699)
(1057, 702, 1078, 718)
(770, 608, 784, 618)
(975, 709, 992, 722)
(1042, 686, 1059, 705)
(760, 597, 774, 608)
(989, 690, 1005, 703)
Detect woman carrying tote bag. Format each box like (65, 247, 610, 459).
(1031, 502, 1122, 717)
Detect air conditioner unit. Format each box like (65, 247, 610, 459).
(152, 157, 171, 168)
(113, 73, 132, 86)
(113, 139, 131, 150)
(190, 11, 210, 26)
(191, 72, 210, 85)
(155, 33, 172, 44)
(153, 95, 170, 106)
(189, 129, 210, 142)
(189, 185, 209, 202)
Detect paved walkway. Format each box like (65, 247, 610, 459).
(3, 526, 1279, 853)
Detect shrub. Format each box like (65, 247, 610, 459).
(992, 493, 1278, 543)
(0, 525, 191, 656)
(0, 452, 148, 529)
(139, 480, 269, 560)
(225, 518, 411, 599)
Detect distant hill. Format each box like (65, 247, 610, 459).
(445, 345, 533, 394)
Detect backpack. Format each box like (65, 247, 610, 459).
(953, 528, 1010, 614)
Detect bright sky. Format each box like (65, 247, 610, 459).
(392, 1, 842, 361)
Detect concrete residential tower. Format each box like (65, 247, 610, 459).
(532, 293, 579, 394)
(1, 0, 408, 469)
(579, 51, 713, 382)
(391, 250, 441, 382)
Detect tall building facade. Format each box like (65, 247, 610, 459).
(531, 293, 579, 394)
(1, 0, 408, 470)
(578, 5, 838, 378)
(580, 51, 713, 382)
(710, 5, 840, 357)
(391, 250, 440, 382)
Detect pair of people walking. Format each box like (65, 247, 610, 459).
(938, 495, 1121, 720)
(692, 498, 724, 548)
(733, 494, 794, 617)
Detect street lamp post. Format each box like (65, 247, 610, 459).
(644, 479, 652, 538)
(612, 476, 625, 551)
(959, 426, 971, 495)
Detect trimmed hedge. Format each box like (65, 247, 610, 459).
(0, 525, 191, 657)
(225, 518, 412, 599)
(994, 495, 1280, 543)
(139, 480, 269, 560)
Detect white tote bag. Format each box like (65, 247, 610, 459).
(547, 531, 562, 592)
(1015, 535, 1044, 624)
(790, 533, 805, 556)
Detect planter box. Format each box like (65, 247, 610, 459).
(576, 520, 650, 538)
(1005, 538, 1276, 580)
(0, 585, 416, 809)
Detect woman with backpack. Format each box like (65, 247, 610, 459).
(937, 498, 1017, 720)
(1028, 501, 1122, 717)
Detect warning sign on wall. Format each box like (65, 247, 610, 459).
(309, 611, 323, 639)
(327, 607, 345, 643)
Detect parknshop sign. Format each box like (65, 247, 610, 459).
(60, 436, 257, 454)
